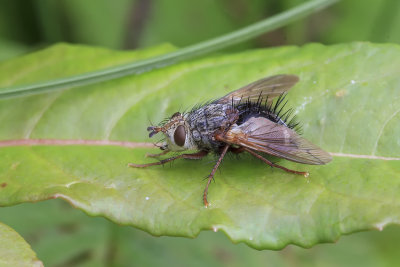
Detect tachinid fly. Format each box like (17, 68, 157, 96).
(129, 75, 332, 207)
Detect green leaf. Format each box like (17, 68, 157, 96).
(0, 42, 399, 250)
(0, 222, 43, 267)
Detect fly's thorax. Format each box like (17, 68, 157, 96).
(187, 103, 235, 150)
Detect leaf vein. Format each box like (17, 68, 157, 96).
(372, 107, 400, 155)
(24, 91, 63, 139)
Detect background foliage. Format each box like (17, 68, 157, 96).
(1, 200, 400, 267)
(1, 0, 400, 266)
(1, 0, 400, 61)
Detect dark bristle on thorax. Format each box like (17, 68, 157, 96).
(234, 94, 302, 133)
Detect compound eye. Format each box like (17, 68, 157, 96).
(173, 125, 186, 147)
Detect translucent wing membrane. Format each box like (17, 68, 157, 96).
(217, 117, 332, 165)
(216, 74, 299, 104)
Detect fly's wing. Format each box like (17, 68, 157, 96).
(216, 117, 332, 165)
(216, 75, 299, 104)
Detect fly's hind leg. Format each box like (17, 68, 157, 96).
(243, 147, 309, 177)
(129, 150, 208, 168)
(203, 144, 230, 207)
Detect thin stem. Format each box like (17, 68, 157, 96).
(0, 0, 339, 99)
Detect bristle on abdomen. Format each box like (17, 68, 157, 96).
(234, 94, 301, 132)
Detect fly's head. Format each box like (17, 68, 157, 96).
(147, 112, 195, 152)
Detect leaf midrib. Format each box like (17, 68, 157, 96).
(1, 139, 399, 161)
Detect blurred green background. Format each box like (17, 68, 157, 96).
(1, 200, 400, 267)
(1, 0, 400, 266)
(1, 0, 400, 62)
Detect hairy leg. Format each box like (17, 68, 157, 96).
(128, 150, 208, 168)
(203, 144, 230, 207)
(243, 147, 309, 177)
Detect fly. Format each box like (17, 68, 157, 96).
(129, 75, 332, 207)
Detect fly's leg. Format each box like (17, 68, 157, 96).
(203, 144, 230, 207)
(129, 150, 208, 168)
(243, 147, 309, 177)
(145, 149, 170, 158)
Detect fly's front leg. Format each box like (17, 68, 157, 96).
(145, 149, 170, 158)
(129, 150, 208, 168)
